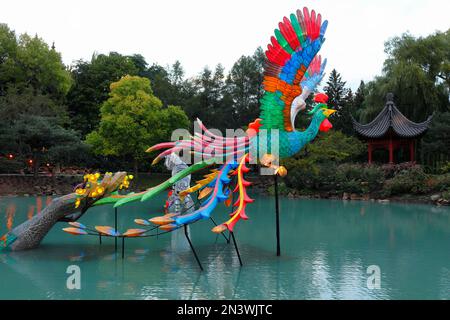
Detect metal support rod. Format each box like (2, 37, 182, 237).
(227, 183, 236, 244)
(99, 234, 102, 245)
(210, 217, 229, 242)
(121, 237, 125, 259)
(184, 225, 203, 271)
(274, 174, 281, 256)
(114, 208, 118, 252)
(230, 232, 243, 266)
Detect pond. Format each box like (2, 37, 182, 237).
(1, 194, 449, 300)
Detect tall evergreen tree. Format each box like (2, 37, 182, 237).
(324, 69, 354, 134)
(226, 48, 264, 129)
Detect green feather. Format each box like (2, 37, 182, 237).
(274, 29, 294, 54)
(260, 91, 285, 130)
(134, 158, 218, 206)
(92, 192, 133, 206)
(308, 103, 328, 115)
(290, 14, 305, 46)
(113, 193, 143, 207)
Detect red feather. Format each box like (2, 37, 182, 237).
(315, 14, 322, 39)
(311, 10, 317, 39)
(279, 17, 300, 51)
(266, 37, 290, 65)
(303, 7, 311, 37)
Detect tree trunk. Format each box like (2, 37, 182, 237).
(1, 171, 127, 251)
(4, 193, 79, 251)
(134, 159, 139, 177)
(33, 159, 39, 177)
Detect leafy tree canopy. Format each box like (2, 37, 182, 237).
(0, 86, 83, 173)
(86, 75, 189, 173)
(0, 24, 72, 100)
(67, 52, 140, 135)
(358, 30, 450, 123)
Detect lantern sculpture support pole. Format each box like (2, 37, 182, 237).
(228, 180, 236, 245)
(184, 225, 203, 271)
(121, 237, 125, 259)
(114, 208, 118, 252)
(230, 232, 243, 266)
(274, 175, 281, 256)
(99, 234, 102, 245)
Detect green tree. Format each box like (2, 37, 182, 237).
(169, 60, 184, 88)
(0, 86, 83, 175)
(129, 54, 148, 76)
(0, 24, 72, 99)
(352, 81, 366, 120)
(86, 75, 189, 174)
(187, 65, 228, 129)
(144, 63, 175, 107)
(359, 31, 449, 123)
(226, 48, 265, 128)
(324, 69, 355, 135)
(421, 111, 450, 169)
(151, 60, 189, 108)
(67, 52, 139, 136)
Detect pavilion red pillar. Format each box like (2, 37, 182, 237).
(389, 137, 394, 164)
(368, 142, 373, 164)
(409, 140, 415, 163)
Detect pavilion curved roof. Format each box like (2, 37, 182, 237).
(351, 96, 433, 139)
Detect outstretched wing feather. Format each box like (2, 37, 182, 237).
(260, 7, 328, 131)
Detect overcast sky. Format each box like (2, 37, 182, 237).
(1, 0, 449, 90)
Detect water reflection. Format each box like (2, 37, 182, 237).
(0, 195, 449, 299)
(36, 196, 42, 215)
(6, 204, 16, 231)
(27, 205, 35, 220)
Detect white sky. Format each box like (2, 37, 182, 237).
(1, 0, 449, 90)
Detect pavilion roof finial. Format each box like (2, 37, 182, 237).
(386, 92, 394, 103)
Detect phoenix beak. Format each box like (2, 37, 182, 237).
(323, 109, 337, 117)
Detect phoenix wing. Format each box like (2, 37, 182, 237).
(260, 7, 328, 132)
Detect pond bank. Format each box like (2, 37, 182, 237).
(0, 173, 170, 196)
(0, 173, 448, 206)
(261, 184, 449, 207)
(0, 174, 80, 196)
(249, 175, 449, 207)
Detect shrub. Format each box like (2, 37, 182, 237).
(442, 189, 450, 201)
(429, 173, 450, 192)
(335, 163, 384, 194)
(267, 181, 292, 196)
(282, 131, 365, 193)
(440, 162, 450, 174)
(384, 166, 431, 196)
(0, 157, 24, 173)
(381, 162, 418, 179)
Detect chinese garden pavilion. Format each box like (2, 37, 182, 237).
(351, 93, 432, 164)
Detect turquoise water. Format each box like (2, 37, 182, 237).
(1, 194, 449, 300)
